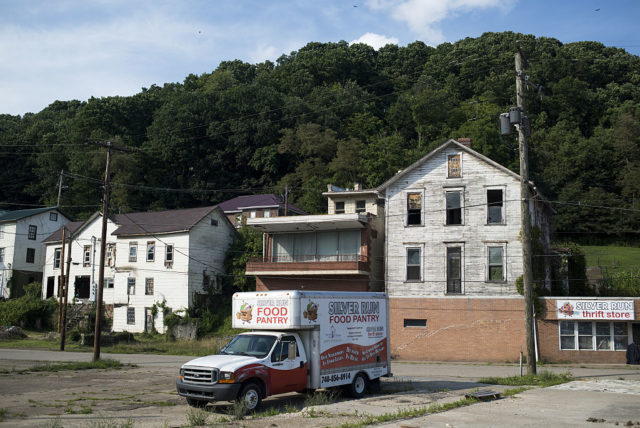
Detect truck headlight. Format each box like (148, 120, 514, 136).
(219, 371, 235, 383)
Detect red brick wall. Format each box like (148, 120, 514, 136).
(389, 297, 527, 362)
(537, 298, 640, 363)
(256, 276, 369, 292)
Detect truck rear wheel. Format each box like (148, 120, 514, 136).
(345, 373, 368, 398)
(186, 397, 208, 408)
(238, 382, 262, 411)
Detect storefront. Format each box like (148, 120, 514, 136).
(538, 297, 640, 363)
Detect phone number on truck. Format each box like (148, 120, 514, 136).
(321, 372, 351, 383)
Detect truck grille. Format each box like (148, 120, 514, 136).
(183, 366, 218, 384)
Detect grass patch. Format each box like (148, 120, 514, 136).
(87, 418, 135, 428)
(0, 408, 4, 422)
(478, 370, 573, 387)
(18, 359, 127, 373)
(226, 399, 249, 420)
(304, 389, 340, 407)
(582, 245, 640, 273)
(185, 407, 209, 426)
(502, 387, 531, 397)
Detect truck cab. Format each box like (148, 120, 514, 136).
(177, 332, 307, 410)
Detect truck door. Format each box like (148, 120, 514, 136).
(267, 335, 307, 395)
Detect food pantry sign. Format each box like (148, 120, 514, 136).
(556, 300, 634, 320)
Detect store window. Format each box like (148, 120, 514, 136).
(559, 321, 628, 351)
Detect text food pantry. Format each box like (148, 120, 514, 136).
(538, 297, 640, 363)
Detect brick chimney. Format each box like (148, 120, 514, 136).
(458, 138, 472, 148)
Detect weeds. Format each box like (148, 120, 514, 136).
(87, 418, 135, 428)
(478, 370, 573, 387)
(17, 359, 126, 373)
(40, 418, 63, 428)
(502, 387, 530, 397)
(304, 389, 340, 406)
(185, 408, 209, 426)
(226, 399, 249, 420)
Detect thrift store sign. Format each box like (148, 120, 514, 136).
(556, 300, 634, 320)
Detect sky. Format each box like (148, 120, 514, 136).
(1, 0, 639, 116)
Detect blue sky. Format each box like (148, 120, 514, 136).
(1, 0, 639, 116)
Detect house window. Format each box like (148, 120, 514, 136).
(335, 201, 345, 214)
(146, 241, 155, 262)
(560, 321, 628, 351)
(104, 277, 114, 289)
(26, 248, 35, 263)
(0, 224, 4, 239)
(106, 243, 116, 266)
(129, 242, 137, 262)
(165, 244, 174, 266)
(406, 248, 421, 281)
(127, 278, 135, 295)
(448, 154, 461, 178)
(250, 211, 256, 218)
(127, 307, 135, 325)
(145, 278, 154, 295)
(83, 245, 91, 267)
(355, 200, 366, 213)
(264, 210, 271, 218)
(0, 248, 4, 263)
(487, 189, 504, 224)
(446, 247, 462, 293)
(407, 193, 422, 225)
(28, 225, 37, 240)
(404, 319, 427, 328)
(54, 248, 62, 269)
(210, 218, 219, 226)
(50, 212, 58, 221)
(446, 191, 462, 225)
(487, 246, 505, 281)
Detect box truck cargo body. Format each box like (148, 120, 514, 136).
(176, 291, 390, 409)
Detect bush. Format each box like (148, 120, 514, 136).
(599, 269, 640, 296)
(0, 282, 57, 329)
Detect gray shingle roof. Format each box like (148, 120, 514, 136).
(111, 206, 220, 236)
(0, 207, 59, 223)
(217, 194, 306, 214)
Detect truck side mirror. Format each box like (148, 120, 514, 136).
(288, 342, 296, 360)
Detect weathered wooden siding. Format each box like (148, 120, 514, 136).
(385, 147, 524, 297)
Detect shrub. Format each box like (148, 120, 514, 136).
(0, 282, 57, 329)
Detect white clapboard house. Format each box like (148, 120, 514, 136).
(41, 206, 235, 333)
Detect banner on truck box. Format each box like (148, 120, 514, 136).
(233, 296, 294, 329)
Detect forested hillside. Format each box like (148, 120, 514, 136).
(1, 31, 639, 242)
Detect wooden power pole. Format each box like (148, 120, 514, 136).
(516, 47, 537, 375)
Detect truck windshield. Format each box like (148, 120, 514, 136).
(220, 334, 277, 358)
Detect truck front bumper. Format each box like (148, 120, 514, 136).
(176, 379, 242, 402)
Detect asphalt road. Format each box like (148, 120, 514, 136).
(1, 348, 639, 427)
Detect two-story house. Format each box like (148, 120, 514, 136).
(218, 194, 307, 228)
(0, 207, 70, 298)
(41, 206, 235, 333)
(378, 139, 552, 362)
(245, 184, 385, 292)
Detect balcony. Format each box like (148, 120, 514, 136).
(246, 254, 370, 276)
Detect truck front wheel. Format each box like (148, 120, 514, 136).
(345, 373, 368, 398)
(238, 382, 262, 411)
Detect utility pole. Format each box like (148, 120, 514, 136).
(57, 170, 64, 207)
(516, 46, 536, 375)
(90, 140, 133, 361)
(284, 183, 289, 216)
(60, 233, 72, 351)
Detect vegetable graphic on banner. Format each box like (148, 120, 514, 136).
(236, 302, 253, 322)
(304, 301, 318, 321)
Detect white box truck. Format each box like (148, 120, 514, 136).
(176, 290, 390, 410)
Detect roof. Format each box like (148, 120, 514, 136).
(377, 139, 523, 192)
(111, 205, 221, 236)
(217, 194, 307, 215)
(42, 221, 85, 243)
(0, 207, 60, 223)
(247, 213, 368, 232)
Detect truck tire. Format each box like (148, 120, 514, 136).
(238, 382, 262, 411)
(345, 373, 368, 398)
(186, 397, 208, 408)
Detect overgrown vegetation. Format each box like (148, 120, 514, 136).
(14, 359, 125, 373)
(185, 407, 209, 426)
(0, 282, 57, 328)
(478, 370, 573, 387)
(304, 389, 341, 407)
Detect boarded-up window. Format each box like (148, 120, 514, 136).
(448, 154, 461, 178)
(407, 193, 422, 225)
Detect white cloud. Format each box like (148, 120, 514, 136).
(350, 33, 399, 49)
(365, 0, 514, 45)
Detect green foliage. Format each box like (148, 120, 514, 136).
(599, 269, 640, 296)
(185, 408, 209, 426)
(479, 370, 573, 387)
(223, 226, 262, 293)
(1, 33, 639, 236)
(0, 283, 57, 329)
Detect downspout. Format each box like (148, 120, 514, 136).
(90, 236, 97, 302)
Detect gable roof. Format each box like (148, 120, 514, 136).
(42, 221, 85, 243)
(217, 194, 307, 215)
(111, 205, 222, 236)
(0, 207, 61, 223)
(377, 139, 522, 192)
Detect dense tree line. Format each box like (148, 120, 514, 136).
(1, 31, 639, 242)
